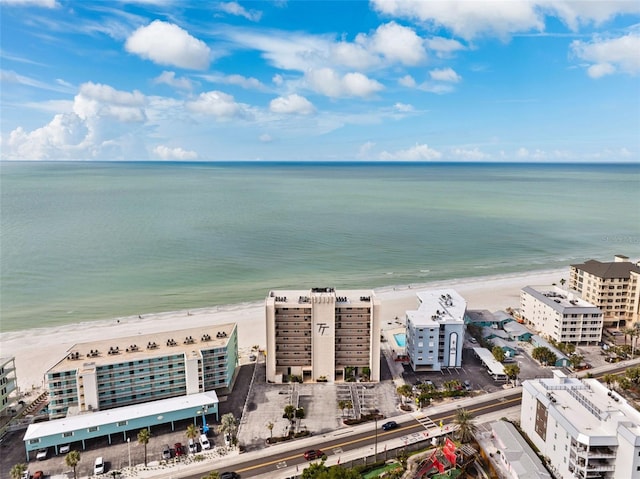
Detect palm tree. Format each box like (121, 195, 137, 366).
(283, 404, 296, 432)
(186, 423, 199, 443)
(65, 450, 81, 479)
(492, 346, 505, 363)
(397, 384, 413, 404)
(453, 408, 478, 443)
(266, 421, 274, 442)
(602, 373, 616, 389)
(10, 464, 28, 479)
(220, 413, 238, 445)
(137, 428, 151, 467)
(503, 363, 520, 386)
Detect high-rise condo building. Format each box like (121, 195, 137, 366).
(569, 255, 640, 328)
(520, 285, 603, 344)
(1, 357, 18, 416)
(405, 289, 466, 372)
(265, 288, 380, 383)
(521, 370, 640, 479)
(45, 324, 238, 418)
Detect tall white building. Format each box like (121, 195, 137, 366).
(265, 288, 381, 383)
(1, 357, 18, 416)
(520, 285, 603, 344)
(521, 370, 640, 479)
(405, 289, 466, 372)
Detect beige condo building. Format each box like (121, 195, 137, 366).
(265, 287, 381, 383)
(569, 255, 640, 328)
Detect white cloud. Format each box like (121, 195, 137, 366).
(153, 145, 198, 160)
(216, 1, 262, 22)
(371, 0, 640, 39)
(379, 143, 442, 161)
(429, 67, 462, 83)
(393, 102, 413, 112)
(186, 90, 249, 119)
(6, 114, 88, 159)
(364, 21, 427, 65)
(426, 36, 466, 57)
(1, 0, 58, 7)
(398, 74, 416, 88)
(418, 82, 455, 95)
(201, 73, 267, 90)
(73, 82, 146, 123)
(259, 133, 272, 142)
(125, 20, 211, 70)
(357, 141, 375, 159)
(1, 69, 75, 94)
(450, 147, 490, 161)
(272, 74, 284, 86)
(153, 71, 194, 90)
(331, 41, 379, 70)
(270, 94, 315, 115)
(571, 33, 640, 78)
(305, 68, 383, 98)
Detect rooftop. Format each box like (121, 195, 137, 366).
(523, 370, 640, 443)
(491, 421, 552, 479)
(522, 285, 601, 313)
(48, 323, 236, 373)
(407, 289, 467, 327)
(571, 257, 640, 279)
(266, 288, 377, 306)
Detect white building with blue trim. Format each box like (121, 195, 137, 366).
(405, 290, 467, 372)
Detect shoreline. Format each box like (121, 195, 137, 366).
(1, 267, 567, 393)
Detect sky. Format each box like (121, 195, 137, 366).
(1, 0, 639, 162)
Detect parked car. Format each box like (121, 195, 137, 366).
(224, 432, 231, 447)
(382, 421, 398, 431)
(36, 449, 48, 461)
(220, 472, 241, 479)
(303, 449, 325, 460)
(162, 444, 171, 460)
(59, 444, 70, 454)
(94, 456, 105, 475)
(199, 434, 210, 450)
(21, 470, 30, 479)
(174, 442, 184, 456)
(463, 380, 472, 391)
(188, 438, 198, 453)
(32, 472, 43, 479)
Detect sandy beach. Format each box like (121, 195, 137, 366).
(1, 268, 567, 394)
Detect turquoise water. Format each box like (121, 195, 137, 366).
(393, 333, 406, 348)
(1, 161, 639, 332)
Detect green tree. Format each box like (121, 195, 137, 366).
(453, 408, 478, 443)
(617, 376, 632, 391)
(266, 421, 274, 441)
(602, 374, 616, 389)
(65, 450, 81, 479)
(416, 391, 431, 408)
(569, 354, 584, 369)
(186, 423, 200, 443)
(559, 278, 566, 286)
(10, 464, 28, 479)
(503, 363, 520, 386)
(492, 346, 505, 363)
(532, 346, 557, 366)
(397, 384, 413, 404)
(220, 413, 238, 445)
(201, 472, 220, 479)
(625, 366, 640, 385)
(300, 460, 361, 478)
(137, 428, 151, 467)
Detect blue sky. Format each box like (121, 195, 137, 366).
(1, 0, 639, 161)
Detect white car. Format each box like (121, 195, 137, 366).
(36, 449, 48, 460)
(59, 444, 70, 454)
(94, 456, 105, 475)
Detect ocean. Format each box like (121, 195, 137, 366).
(1, 161, 639, 333)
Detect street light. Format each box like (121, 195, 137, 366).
(127, 437, 131, 469)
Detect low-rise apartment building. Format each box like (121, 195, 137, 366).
(569, 255, 640, 328)
(45, 324, 238, 418)
(520, 285, 603, 344)
(405, 290, 466, 372)
(521, 370, 640, 479)
(265, 287, 381, 383)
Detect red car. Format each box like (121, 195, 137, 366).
(303, 449, 325, 460)
(33, 472, 44, 479)
(174, 443, 184, 456)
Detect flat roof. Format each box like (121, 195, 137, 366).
(266, 288, 377, 306)
(23, 391, 218, 441)
(523, 372, 640, 444)
(472, 347, 505, 376)
(49, 323, 236, 373)
(502, 321, 532, 336)
(522, 285, 600, 313)
(407, 289, 467, 327)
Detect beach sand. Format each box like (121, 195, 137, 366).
(0, 268, 567, 394)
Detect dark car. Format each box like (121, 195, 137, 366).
(174, 442, 184, 456)
(382, 421, 398, 431)
(220, 472, 241, 479)
(303, 449, 325, 460)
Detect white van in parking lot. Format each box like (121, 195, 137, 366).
(199, 434, 210, 450)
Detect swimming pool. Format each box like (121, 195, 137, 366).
(393, 333, 406, 348)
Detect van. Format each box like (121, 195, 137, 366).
(199, 434, 210, 450)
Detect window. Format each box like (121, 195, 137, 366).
(62, 431, 73, 437)
(88, 426, 98, 432)
(117, 421, 128, 427)
(29, 439, 41, 444)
